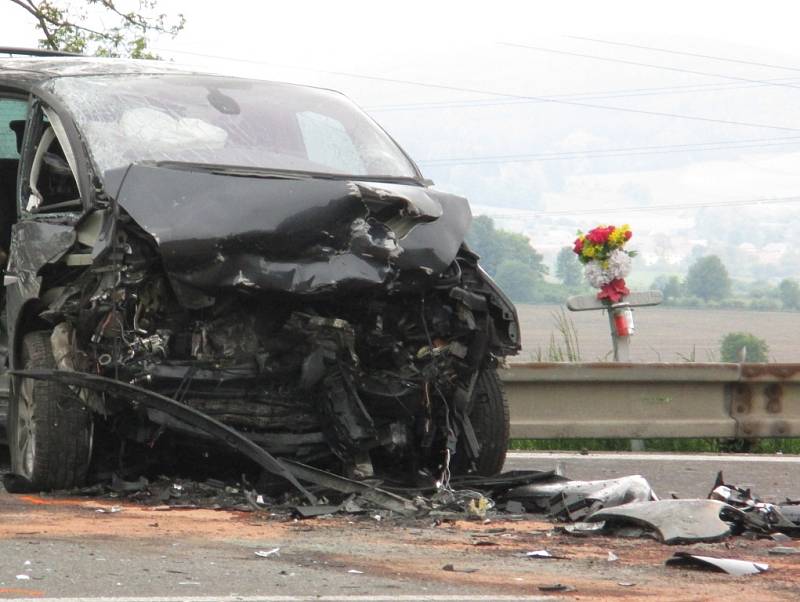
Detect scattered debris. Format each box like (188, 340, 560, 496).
(347, 569, 364, 574)
(523, 549, 568, 559)
(588, 499, 739, 544)
(538, 583, 575, 592)
(768, 546, 800, 555)
(94, 506, 123, 514)
(15, 575, 30, 581)
(666, 552, 768, 576)
(607, 551, 619, 562)
(617, 581, 636, 587)
(506, 475, 656, 518)
(442, 564, 479, 574)
(254, 548, 280, 558)
(504, 500, 525, 514)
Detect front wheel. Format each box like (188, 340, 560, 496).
(453, 369, 510, 476)
(9, 330, 92, 490)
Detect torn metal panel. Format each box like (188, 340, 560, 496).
(666, 552, 768, 576)
(109, 164, 471, 300)
(588, 499, 742, 544)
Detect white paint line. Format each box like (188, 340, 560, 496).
(0, 597, 557, 602)
(508, 451, 800, 463)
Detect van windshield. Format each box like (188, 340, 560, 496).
(47, 74, 418, 179)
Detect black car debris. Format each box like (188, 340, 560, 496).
(0, 52, 520, 497)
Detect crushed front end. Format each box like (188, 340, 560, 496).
(36, 165, 519, 484)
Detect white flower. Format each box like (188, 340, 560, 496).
(607, 249, 632, 280)
(584, 261, 612, 288)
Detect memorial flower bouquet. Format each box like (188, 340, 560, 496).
(572, 224, 636, 303)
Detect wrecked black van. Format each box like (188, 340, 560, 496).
(0, 54, 520, 494)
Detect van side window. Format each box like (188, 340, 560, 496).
(0, 98, 28, 260)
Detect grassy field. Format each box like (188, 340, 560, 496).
(513, 304, 800, 363)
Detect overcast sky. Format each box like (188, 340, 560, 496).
(5, 0, 800, 269)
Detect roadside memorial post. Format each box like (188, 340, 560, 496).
(566, 290, 663, 361)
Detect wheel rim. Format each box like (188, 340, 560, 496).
(16, 377, 36, 478)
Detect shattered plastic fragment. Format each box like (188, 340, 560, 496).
(254, 548, 280, 558)
(588, 499, 739, 544)
(666, 552, 768, 576)
(508, 475, 656, 516)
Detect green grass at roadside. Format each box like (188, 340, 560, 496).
(510, 438, 800, 454)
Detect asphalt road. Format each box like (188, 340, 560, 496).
(0, 450, 798, 601)
(505, 451, 800, 501)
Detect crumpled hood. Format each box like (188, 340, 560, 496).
(110, 164, 471, 305)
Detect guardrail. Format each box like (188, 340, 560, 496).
(500, 362, 800, 439)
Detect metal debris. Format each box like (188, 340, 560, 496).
(666, 552, 768, 576)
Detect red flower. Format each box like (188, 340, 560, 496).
(624, 230, 633, 241)
(586, 225, 615, 245)
(597, 278, 630, 303)
(573, 237, 584, 254)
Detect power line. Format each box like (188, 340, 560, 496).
(482, 195, 800, 218)
(158, 48, 800, 133)
(566, 35, 800, 74)
(419, 136, 800, 166)
(499, 41, 800, 91)
(366, 77, 800, 112)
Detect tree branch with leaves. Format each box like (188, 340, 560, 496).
(8, 0, 185, 58)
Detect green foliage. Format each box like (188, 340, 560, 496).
(651, 274, 684, 301)
(466, 216, 547, 302)
(779, 278, 800, 309)
(685, 255, 731, 301)
(509, 437, 800, 454)
(720, 332, 769, 362)
(494, 259, 543, 303)
(10, 0, 185, 58)
(554, 246, 582, 287)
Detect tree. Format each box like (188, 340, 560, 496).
(685, 255, 731, 301)
(494, 259, 542, 303)
(651, 274, 683, 301)
(779, 278, 800, 310)
(466, 215, 547, 278)
(554, 246, 582, 287)
(720, 332, 769, 362)
(9, 0, 185, 58)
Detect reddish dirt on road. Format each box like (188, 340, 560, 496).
(0, 493, 798, 600)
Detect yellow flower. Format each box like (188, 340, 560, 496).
(609, 224, 632, 247)
(583, 245, 596, 258)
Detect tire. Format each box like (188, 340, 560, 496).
(8, 330, 92, 489)
(453, 369, 510, 476)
